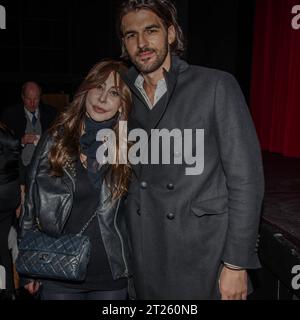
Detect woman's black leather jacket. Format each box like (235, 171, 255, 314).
(20, 133, 131, 280)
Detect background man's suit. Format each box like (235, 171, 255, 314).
(0, 102, 57, 184)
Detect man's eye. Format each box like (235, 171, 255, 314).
(126, 34, 135, 40)
(147, 29, 157, 34)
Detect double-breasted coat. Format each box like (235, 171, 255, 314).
(121, 56, 264, 300)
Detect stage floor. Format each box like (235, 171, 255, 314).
(256, 152, 300, 299)
(262, 152, 300, 248)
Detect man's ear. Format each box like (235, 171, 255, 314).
(121, 40, 128, 58)
(168, 25, 176, 46)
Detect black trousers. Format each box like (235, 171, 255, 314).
(0, 180, 20, 292)
(40, 287, 128, 300)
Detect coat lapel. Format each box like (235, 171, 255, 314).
(121, 55, 186, 135)
(145, 66, 179, 134)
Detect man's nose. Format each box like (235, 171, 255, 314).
(137, 33, 148, 50)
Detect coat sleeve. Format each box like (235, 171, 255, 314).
(213, 72, 264, 269)
(19, 133, 50, 239)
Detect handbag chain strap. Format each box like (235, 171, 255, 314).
(77, 211, 98, 236)
(35, 211, 98, 236)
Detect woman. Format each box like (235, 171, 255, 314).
(0, 122, 20, 299)
(20, 60, 132, 300)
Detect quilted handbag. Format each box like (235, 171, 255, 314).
(16, 212, 97, 282)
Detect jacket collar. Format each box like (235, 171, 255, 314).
(121, 55, 189, 132)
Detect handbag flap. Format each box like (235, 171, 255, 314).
(19, 230, 88, 256)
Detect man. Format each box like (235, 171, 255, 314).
(117, 0, 264, 300)
(1, 82, 57, 184)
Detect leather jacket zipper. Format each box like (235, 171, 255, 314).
(63, 167, 75, 191)
(61, 167, 75, 230)
(113, 199, 129, 277)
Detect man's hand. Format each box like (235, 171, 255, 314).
(21, 133, 38, 145)
(219, 265, 248, 300)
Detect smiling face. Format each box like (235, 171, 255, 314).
(85, 72, 122, 122)
(121, 9, 175, 74)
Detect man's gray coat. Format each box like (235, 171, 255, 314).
(122, 56, 264, 300)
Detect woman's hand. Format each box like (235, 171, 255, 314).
(15, 205, 22, 218)
(24, 281, 40, 295)
(16, 185, 26, 218)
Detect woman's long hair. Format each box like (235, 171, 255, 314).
(48, 59, 132, 199)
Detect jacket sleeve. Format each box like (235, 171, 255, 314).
(213, 72, 264, 269)
(19, 132, 50, 239)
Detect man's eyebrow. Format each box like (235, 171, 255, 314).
(123, 24, 161, 36)
(123, 29, 136, 36)
(145, 24, 161, 30)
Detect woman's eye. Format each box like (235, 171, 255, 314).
(110, 90, 119, 97)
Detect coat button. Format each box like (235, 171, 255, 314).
(167, 213, 175, 220)
(140, 181, 147, 189)
(167, 183, 174, 190)
(137, 209, 141, 216)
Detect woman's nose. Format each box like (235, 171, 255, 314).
(99, 91, 108, 103)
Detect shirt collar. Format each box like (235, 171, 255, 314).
(24, 107, 39, 119)
(134, 74, 166, 89)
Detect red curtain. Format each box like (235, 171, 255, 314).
(251, 0, 300, 157)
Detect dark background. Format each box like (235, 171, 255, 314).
(1, 1, 300, 301)
(0, 0, 255, 108)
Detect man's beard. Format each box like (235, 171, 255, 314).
(131, 42, 169, 74)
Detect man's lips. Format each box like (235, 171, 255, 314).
(138, 51, 155, 60)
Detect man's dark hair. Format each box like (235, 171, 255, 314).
(116, 0, 186, 58)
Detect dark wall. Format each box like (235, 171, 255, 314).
(186, 0, 255, 100)
(0, 0, 255, 109)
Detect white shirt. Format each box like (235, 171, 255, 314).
(24, 107, 39, 122)
(134, 74, 167, 109)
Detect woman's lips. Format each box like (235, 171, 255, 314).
(92, 105, 107, 114)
